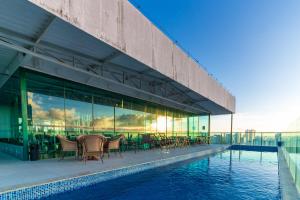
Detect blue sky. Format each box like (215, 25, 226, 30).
(130, 0, 300, 131)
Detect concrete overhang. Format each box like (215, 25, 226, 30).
(0, 0, 235, 115)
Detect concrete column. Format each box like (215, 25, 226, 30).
(113, 106, 116, 135)
(63, 83, 66, 135)
(91, 95, 94, 133)
(172, 112, 174, 137)
(165, 108, 167, 137)
(187, 116, 189, 137)
(20, 70, 29, 160)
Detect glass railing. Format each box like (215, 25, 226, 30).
(280, 132, 300, 191)
(209, 132, 282, 146)
(210, 132, 231, 144)
(210, 131, 300, 191)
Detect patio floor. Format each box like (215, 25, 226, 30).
(0, 144, 228, 192)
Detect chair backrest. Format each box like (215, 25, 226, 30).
(76, 135, 86, 143)
(56, 135, 70, 150)
(114, 134, 125, 140)
(108, 134, 125, 149)
(82, 135, 105, 153)
(119, 134, 126, 139)
(118, 134, 128, 145)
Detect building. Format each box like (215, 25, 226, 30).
(0, 0, 235, 160)
(244, 129, 256, 145)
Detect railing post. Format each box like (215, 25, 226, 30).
(295, 134, 298, 184)
(208, 114, 211, 144)
(230, 113, 233, 144)
(260, 132, 263, 146)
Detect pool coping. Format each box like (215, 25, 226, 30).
(230, 144, 277, 152)
(0, 145, 229, 200)
(278, 147, 300, 200)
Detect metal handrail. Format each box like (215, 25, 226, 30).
(209, 131, 300, 134)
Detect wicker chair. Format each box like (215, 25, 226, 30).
(76, 135, 86, 160)
(158, 133, 172, 149)
(57, 135, 78, 160)
(106, 134, 125, 158)
(81, 135, 106, 163)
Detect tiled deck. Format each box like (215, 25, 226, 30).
(0, 144, 228, 193)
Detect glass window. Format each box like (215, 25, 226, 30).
(28, 92, 65, 136)
(157, 109, 166, 135)
(166, 110, 173, 137)
(4, 70, 215, 160)
(115, 107, 145, 137)
(189, 116, 199, 138)
(0, 76, 21, 144)
(145, 112, 157, 134)
(65, 90, 93, 135)
(93, 103, 114, 134)
(174, 114, 181, 136)
(182, 116, 188, 135)
(200, 115, 209, 136)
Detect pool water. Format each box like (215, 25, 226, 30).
(45, 150, 280, 200)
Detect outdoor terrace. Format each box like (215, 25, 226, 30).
(0, 144, 228, 193)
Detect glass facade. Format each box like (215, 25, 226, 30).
(0, 76, 22, 145)
(64, 93, 93, 135)
(93, 103, 114, 134)
(0, 69, 209, 159)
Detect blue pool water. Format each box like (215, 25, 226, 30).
(45, 150, 280, 200)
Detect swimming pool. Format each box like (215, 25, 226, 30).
(44, 150, 280, 200)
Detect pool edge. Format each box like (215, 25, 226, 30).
(278, 147, 300, 200)
(0, 145, 229, 200)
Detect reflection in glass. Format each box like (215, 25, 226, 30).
(145, 112, 157, 134)
(93, 104, 114, 134)
(0, 76, 21, 144)
(174, 116, 181, 136)
(200, 115, 209, 136)
(166, 111, 173, 137)
(28, 92, 65, 136)
(182, 117, 188, 136)
(65, 91, 93, 135)
(157, 115, 166, 134)
(115, 107, 145, 135)
(0, 70, 212, 160)
(189, 116, 199, 138)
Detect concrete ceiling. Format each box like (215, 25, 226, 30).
(0, 0, 235, 115)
